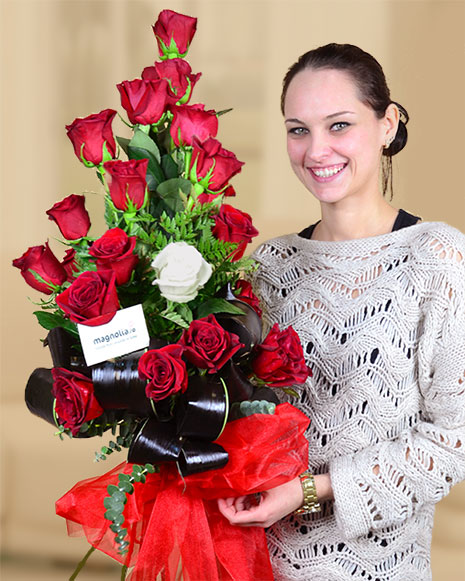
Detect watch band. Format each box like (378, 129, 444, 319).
(294, 472, 321, 514)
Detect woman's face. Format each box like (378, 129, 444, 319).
(284, 68, 394, 206)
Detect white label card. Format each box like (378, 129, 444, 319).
(78, 304, 150, 366)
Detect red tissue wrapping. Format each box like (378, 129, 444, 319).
(55, 403, 310, 581)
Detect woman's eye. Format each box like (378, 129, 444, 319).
(331, 122, 350, 132)
(288, 127, 308, 136)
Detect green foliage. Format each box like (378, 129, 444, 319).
(196, 298, 244, 319)
(104, 464, 158, 555)
(33, 310, 79, 336)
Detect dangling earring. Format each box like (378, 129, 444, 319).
(384, 136, 394, 149)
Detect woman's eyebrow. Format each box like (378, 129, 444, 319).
(325, 110, 356, 119)
(285, 111, 356, 124)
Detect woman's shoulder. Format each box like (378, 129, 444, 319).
(251, 233, 301, 267)
(411, 221, 465, 268)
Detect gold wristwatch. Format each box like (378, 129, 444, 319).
(294, 472, 321, 514)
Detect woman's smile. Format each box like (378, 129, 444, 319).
(308, 162, 347, 181)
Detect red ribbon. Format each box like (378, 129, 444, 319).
(56, 403, 309, 580)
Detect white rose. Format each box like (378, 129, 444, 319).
(151, 241, 212, 303)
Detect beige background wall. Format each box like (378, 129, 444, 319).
(1, 0, 464, 579)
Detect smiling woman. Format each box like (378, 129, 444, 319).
(218, 43, 465, 581)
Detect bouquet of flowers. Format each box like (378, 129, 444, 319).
(13, 9, 311, 581)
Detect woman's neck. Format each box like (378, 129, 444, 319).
(312, 197, 399, 242)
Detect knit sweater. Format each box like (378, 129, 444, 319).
(251, 221, 465, 581)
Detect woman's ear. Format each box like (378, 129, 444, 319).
(383, 102, 400, 146)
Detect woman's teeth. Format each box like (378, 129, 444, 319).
(312, 165, 345, 178)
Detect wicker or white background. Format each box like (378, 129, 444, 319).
(1, 0, 464, 579)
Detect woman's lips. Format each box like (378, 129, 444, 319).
(308, 163, 347, 182)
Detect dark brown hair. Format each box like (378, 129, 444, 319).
(281, 44, 409, 198)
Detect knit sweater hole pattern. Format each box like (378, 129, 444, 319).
(251, 222, 465, 581)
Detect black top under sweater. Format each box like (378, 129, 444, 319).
(298, 208, 421, 240)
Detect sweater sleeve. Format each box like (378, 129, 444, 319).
(329, 238, 465, 540)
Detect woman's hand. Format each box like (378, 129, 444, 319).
(217, 473, 334, 528)
(217, 477, 304, 528)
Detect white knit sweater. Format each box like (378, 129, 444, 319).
(251, 221, 465, 581)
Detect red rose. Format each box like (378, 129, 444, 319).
(234, 279, 262, 317)
(103, 159, 149, 211)
(88, 228, 138, 285)
(138, 344, 188, 402)
(117, 78, 169, 126)
(46, 194, 91, 240)
(170, 104, 218, 147)
(61, 249, 79, 282)
(212, 204, 259, 260)
(66, 108, 117, 166)
(13, 242, 67, 294)
(152, 10, 197, 59)
(52, 367, 104, 436)
(178, 314, 243, 373)
(190, 137, 244, 192)
(252, 324, 311, 388)
(142, 59, 201, 105)
(56, 270, 120, 326)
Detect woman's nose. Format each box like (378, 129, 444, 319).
(305, 133, 331, 163)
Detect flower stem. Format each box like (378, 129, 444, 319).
(69, 545, 96, 580)
(120, 564, 128, 580)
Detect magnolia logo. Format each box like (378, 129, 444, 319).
(93, 327, 137, 345)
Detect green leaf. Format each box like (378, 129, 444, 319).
(33, 311, 79, 336)
(116, 136, 130, 156)
(161, 154, 179, 179)
(196, 298, 245, 319)
(282, 387, 299, 398)
(156, 178, 191, 214)
(161, 310, 190, 329)
(113, 514, 125, 526)
(112, 490, 127, 503)
(104, 509, 119, 521)
(127, 129, 164, 188)
(116, 528, 128, 540)
(176, 304, 193, 324)
(129, 129, 161, 162)
(107, 485, 119, 495)
(118, 481, 134, 494)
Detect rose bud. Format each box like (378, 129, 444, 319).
(190, 137, 244, 193)
(170, 104, 218, 147)
(252, 324, 312, 388)
(151, 241, 212, 303)
(13, 242, 67, 294)
(52, 367, 104, 436)
(61, 249, 80, 282)
(179, 314, 244, 373)
(66, 108, 117, 166)
(142, 58, 201, 105)
(103, 158, 149, 211)
(88, 228, 138, 285)
(234, 279, 262, 317)
(117, 78, 169, 126)
(152, 10, 197, 59)
(138, 344, 188, 402)
(46, 194, 91, 240)
(56, 270, 120, 326)
(212, 204, 259, 260)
